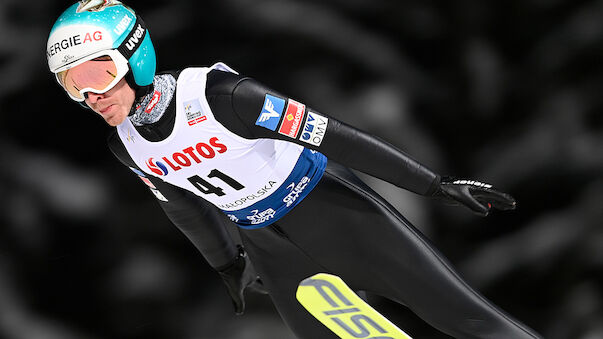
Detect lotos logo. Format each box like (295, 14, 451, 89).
(145, 137, 228, 176)
(146, 158, 169, 176)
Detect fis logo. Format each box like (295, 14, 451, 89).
(126, 128, 136, 143)
(300, 112, 328, 146)
(184, 99, 207, 126)
(255, 94, 285, 131)
(297, 274, 412, 339)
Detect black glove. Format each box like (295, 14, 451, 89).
(431, 177, 516, 216)
(217, 245, 266, 315)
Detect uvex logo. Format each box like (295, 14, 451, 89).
(146, 137, 228, 176)
(114, 14, 133, 35)
(126, 24, 145, 51)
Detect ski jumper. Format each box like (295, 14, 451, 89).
(108, 63, 542, 339)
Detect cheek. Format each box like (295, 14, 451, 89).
(84, 99, 97, 111)
(117, 104, 131, 120)
(118, 81, 136, 108)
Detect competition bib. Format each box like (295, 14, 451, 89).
(117, 64, 326, 228)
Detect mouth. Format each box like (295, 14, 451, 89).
(99, 104, 115, 114)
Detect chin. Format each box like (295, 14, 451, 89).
(107, 118, 126, 127)
(106, 113, 128, 126)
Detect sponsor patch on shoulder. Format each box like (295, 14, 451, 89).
(255, 94, 285, 131)
(278, 99, 306, 138)
(150, 188, 168, 202)
(129, 167, 146, 177)
(184, 99, 207, 126)
(129, 167, 167, 201)
(300, 112, 328, 146)
(138, 175, 156, 189)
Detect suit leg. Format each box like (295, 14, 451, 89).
(275, 161, 542, 339)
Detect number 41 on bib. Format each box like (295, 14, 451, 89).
(296, 273, 412, 339)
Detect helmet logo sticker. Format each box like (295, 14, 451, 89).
(77, 0, 121, 13)
(125, 24, 145, 51)
(46, 31, 103, 59)
(113, 14, 133, 35)
(62, 54, 75, 64)
(48, 1, 156, 89)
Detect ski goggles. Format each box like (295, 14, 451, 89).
(55, 49, 129, 102)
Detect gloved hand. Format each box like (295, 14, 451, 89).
(217, 245, 266, 315)
(431, 177, 516, 216)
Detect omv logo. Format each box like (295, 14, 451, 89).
(146, 158, 169, 176)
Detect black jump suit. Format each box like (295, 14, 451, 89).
(108, 69, 542, 339)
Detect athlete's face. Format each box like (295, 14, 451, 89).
(84, 78, 135, 126)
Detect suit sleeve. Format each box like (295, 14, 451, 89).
(107, 131, 238, 270)
(207, 70, 440, 196)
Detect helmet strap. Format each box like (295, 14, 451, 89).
(126, 70, 154, 116)
(117, 14, 153, 116)
(117, 15, 148, 60)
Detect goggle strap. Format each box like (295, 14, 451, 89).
(117, 15, 147, 61)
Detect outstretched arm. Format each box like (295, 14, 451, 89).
(207, 70, 515, 216)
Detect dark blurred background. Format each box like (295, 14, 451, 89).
(1, 0, 602, 338)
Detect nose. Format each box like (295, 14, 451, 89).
(86, 92, 104, 104)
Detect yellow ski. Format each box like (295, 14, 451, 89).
(296, 273, 412, 339)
